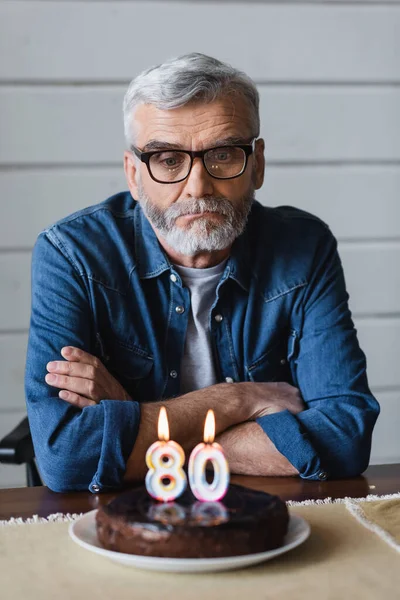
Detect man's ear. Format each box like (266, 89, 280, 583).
(253, 138, 265, 190)
(124, 151, 139, 199)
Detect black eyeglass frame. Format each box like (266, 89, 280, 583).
(130, 141, 256, 184)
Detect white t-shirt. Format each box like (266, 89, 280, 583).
(175, 259, 227, 394)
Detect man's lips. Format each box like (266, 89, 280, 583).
(178, 211, 224, 221)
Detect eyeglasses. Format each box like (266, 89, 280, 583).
(131, 141, 256, 184)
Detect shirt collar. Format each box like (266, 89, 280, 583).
(134, 200, 251, 291)
(134, 203, 171, 279)
(226, 224, 251, 292)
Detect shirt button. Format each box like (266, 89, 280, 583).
(170, 370, 178, 378)
(214, 314, 223, 323)
(170, 274, 177, 283)
(91, 484, 100, 493)
(175, 306, 185, 314)
(225, 377, 234, 383)
(280, 358, 287, 365)
(318, 471, 328, 481)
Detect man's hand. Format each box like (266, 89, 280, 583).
(238, 381, 305, 420)
(45, 346, 131, 408)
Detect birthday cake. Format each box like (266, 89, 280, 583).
(96, 483, 289, 558)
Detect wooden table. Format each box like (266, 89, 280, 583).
(1, 463, 399, 521)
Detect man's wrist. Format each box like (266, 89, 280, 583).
(171, 382, 250, 433)
(209, 382, 251, 428)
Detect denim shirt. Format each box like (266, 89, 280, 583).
(25, 192, 380, 492)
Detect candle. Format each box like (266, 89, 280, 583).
(145, 406, 187, 502)
(188, 410, 230, 502)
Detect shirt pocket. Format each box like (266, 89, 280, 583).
(247, 330, 298, 384)
(96, 333, 154, 399)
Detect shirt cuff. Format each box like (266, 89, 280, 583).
(256, 409, 328, 480)
(89, 399, 141, 493)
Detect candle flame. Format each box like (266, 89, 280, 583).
(158, 406, 170, 442)
(203, 409, 215, 444)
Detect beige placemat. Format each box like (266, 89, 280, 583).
(347, 498, 400, 551)
(288, 492, 400, 552)
(1, 500, 399, 600)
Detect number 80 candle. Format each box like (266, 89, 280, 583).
(188, 409, 230, 502)
(145, 407, 187, 502)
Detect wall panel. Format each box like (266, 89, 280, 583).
(1, 2, 399, 82)
(370, 390, 400, 464)
(1, 86, 399, 164)
(0, 333, 28, 412)
(1, 167, 400, 248)
(340, 242, 400, 316)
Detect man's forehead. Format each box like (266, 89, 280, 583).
(132, 98, 254, 148)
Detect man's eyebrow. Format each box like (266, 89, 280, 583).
(141, 136, 254, 152)
(142, 140, 184, 152)
(211, 136, 254, 147)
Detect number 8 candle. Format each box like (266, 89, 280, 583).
(145, 406, 187, 502)
(188, 409, 230, 502)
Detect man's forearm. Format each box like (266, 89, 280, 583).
(50, 350, 304, 484)
(216, 421, 299, 477)
(124, 383, 251, 482)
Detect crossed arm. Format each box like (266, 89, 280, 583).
(45, 346, 301, 481)
(27, 230, 379, 492)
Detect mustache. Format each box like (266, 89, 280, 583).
(164, 197, 234, 220)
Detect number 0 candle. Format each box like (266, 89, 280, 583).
(188, 409, 230, 502)
(145, 407, 187, 502)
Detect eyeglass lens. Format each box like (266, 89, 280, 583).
(149, 146, 246, 182)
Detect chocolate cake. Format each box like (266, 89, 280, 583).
(96, 483, 289, 558)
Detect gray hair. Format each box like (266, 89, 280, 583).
(123, 53, 260, 147)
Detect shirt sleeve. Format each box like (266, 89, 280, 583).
(25, 232, 141, 493)
(256, 226, 380, 480)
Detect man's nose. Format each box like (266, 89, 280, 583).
(183, 157, 214, 198)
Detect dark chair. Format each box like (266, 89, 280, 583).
(0, 417, 42, 486)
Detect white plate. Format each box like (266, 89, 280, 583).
(69, 509, 310, 573)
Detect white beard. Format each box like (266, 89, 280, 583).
(137, 183, 255, 257)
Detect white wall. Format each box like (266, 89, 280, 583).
(1, 0, 399, 487)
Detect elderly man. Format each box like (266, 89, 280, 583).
(25, 53, 379, 493)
